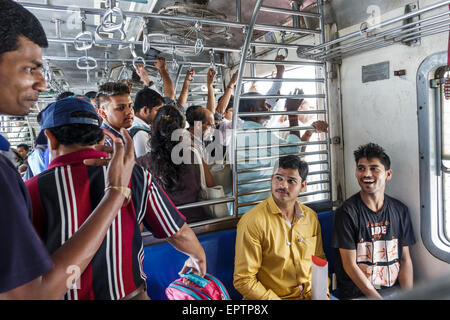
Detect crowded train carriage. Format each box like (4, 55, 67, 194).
(1, 0, 450, 303)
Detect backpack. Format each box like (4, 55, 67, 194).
(128, 125, 151, 139)
(165, 272, 231, 300)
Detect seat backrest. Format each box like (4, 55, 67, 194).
(143, 211, 335, 300)
(143, 229, 242, 300)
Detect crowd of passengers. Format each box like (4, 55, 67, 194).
(1, 0, 416, 301)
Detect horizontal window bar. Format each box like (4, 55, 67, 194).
(237, 170, 330, 185)
(241, 77, 325, 83)
(236, 140, 328, 151)
(237, 110, 326, 118)
(238, 94, 326, 99)
(237, 190, 331, 207)
(236, 125, 315, 133)
(176, 197, 235, 210)
(236, 160, 329, 174)
(237, 150, 328, 162)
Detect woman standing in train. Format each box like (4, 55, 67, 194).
(137, 104, 212, 223)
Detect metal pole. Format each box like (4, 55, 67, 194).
(317, 0, 333, 208)
(231, 0, 264, 218)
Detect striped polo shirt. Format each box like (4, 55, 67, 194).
(25, 149, 186, 300)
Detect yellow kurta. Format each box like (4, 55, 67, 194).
(233, 194, 327, 300)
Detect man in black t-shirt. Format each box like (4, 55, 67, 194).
(331, 143, 416, 299)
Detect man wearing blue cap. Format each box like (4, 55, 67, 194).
(0, 0, 136, 299)
(25, 97, 207, 300)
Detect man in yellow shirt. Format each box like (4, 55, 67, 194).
(233, 155, 327, 300)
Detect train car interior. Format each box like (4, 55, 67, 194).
(3, 0, 450, 300)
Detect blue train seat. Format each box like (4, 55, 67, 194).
(143, 211, 335, 300)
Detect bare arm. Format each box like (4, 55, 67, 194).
(398, 246, 413, 290)
(136, 64, 150, 87)
(0, 129, 135, 300)
(339, 248, 382, 299)
(177, 69, 195, 108)
(155, 57, 175, 100)
(216, 70, 238, 115)
(166, 223, 207, 277)
(206, 68, 217, 114)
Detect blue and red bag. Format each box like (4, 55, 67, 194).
(165, 271, 231, 300)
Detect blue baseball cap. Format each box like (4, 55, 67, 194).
(40, 97, 100, 130)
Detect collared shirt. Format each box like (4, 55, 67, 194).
(233, 194, 327, 300)
(236, 120, 302, 214)
(130, 116, 151, 158)
(25, 149, 186, 300)
(101, 121, 123, 146)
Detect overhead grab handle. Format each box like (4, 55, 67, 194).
(129, 43, 146, 71)
(171, 46, 179, 72)
(194, 21, 204, 56)
(74, 31, 94, 51)
(276, 31, 289, 58)
(209, 49, 216, 71)
(76, 56, 98, 70)
(142, 17, 151, 55)
(95, 0, 126, 40)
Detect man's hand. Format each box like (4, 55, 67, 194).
(154, 57, 167, 72)
(180, 256, 207, 277)
(310, 120, 329, 133)
(136, 64, 150, 86)
(228, 70, 239, 88)
(275, 54, 285, 77)
(83, 129, 135, 184)
(207, 68, 216, 87)
(185, 69, 195, 82)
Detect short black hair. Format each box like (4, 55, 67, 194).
(85, 91, 97, 99)
(276, 155, 309, 182)
(56, 91, 75, 101)
(0, 0, 48, 57)
(17, 143, 30, 152)
(239, 92, 265, 113)
(353, 142, 391, 170)
(96, 82, 130, 108)
(186, 105, 206, 128)
(134, 87, 164, 113)
(47, 111, 104, 146)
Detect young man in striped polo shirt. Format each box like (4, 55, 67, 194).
(25, 97, 207, 300)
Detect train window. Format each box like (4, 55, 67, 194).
(418, 55, 450, 262)
(441, 77, 450, 241)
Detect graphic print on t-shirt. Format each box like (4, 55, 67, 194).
(355, 219, 400, 288)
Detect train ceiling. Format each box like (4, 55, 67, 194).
(18, 0, 321, 91)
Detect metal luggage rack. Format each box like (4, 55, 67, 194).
(297, 0, 450, 62)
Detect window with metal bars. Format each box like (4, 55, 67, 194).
(236, 64, 331, 215)
(417, 57, 450, 263)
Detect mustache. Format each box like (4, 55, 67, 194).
(276, 188, 289, 194)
